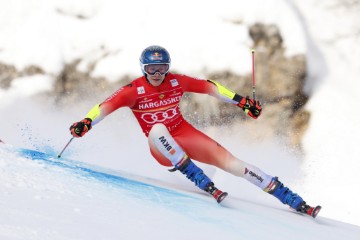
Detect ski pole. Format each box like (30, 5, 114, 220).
(251, 49, 256, 100)
(57, 137, 74, 158)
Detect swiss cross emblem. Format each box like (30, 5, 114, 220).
(137, 86, 145, 94)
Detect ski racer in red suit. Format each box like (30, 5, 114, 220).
(69, 45, 321, 217)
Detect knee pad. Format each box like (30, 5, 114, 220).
(148, 124, 185, 166)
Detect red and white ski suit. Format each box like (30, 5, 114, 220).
(88, 73, 238, 169)
(86, 73, 273, 189)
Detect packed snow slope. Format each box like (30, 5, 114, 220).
(1, 145, 360, 240)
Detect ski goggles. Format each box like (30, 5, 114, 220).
(144, 64, 170, 75)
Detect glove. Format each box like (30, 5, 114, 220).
(237, 96, 262, 119)
(70, 118, 92, 137)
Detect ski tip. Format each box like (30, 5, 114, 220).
(311, 205, 322, 218)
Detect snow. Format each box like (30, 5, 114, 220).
(1, 146, 359, 240)
(1, 0, 360, 236)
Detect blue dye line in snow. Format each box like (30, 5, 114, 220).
(18, 148, 177, 191)
(9, 148, 246, 232)
(16, 148, 209, 205)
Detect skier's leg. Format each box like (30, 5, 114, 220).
(148, 123, 227, 202)
(171, 122, 306, 210)
(171, 122, 273, 187)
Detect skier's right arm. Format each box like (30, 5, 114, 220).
(69, 84, 136, 138)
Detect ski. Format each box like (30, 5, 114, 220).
(309, 205, 322, 218)
(205, 182, 228, 203)
(297, 201, 322, 218)
(213, 190, 228, 203)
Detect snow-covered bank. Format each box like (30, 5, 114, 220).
(293, 0, 360, 227)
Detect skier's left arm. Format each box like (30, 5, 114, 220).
(207, 79, 262, 119)
(181, 76, 261, 119)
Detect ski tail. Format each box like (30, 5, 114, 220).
(213, 190, 228, 203)
(297, 201, 322, 218)
(310, 205, 322, 218)
(205, 182, 228, 203)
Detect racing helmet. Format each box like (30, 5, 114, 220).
(139, 45, 171, 75)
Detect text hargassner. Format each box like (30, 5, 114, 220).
(139, 96, 181, 109)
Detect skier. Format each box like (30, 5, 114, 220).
(69, 45, 320, 217)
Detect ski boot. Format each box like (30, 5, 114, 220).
(265, 177, 321, 217)
(170, 156, 228, 203)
